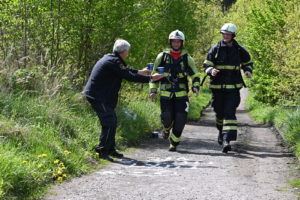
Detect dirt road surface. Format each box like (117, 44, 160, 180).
(43, 88, 298, 200)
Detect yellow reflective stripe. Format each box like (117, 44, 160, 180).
(191, 72, 201, 79)
(193, 82, 200, 87)
(160, 91, 171, 97)
(149, 83, 157, 89)
(170, 133, 180, 142)
(209, 83, 243, 89)
(241, 60, 252, 65)
(204, 60, 214, 66)
(175, 91, 188, 97)
(209, 85, 221, 89)
(216, 118, 223, 125)
(236, 83, 243, 88)
(223, 126, 237, 131)
(178, 73, 185, 78)
(223, 120, 237, 124)
(215, 65, 240, 70)
(216, 121, 223, 125)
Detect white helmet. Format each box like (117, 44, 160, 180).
(220, 23, 237, 36)
(169, 30, 185, 41)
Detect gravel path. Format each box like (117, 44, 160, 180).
(43, 88, 297, 200)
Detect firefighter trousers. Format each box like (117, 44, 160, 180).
(160, 97, 189, 146)
(211, 89, 241, 142)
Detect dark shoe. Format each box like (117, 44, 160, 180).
(100, 153, 114, 162)
(169, 144, 176, 152)
(222, 141, 231, 153)
(109, 150, 124, 158)
(162, 129, 170, 139)
(218, 132, 223, 145)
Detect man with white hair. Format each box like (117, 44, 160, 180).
(82, 39, 164, 161)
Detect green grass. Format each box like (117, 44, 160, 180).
(246, 92, 300, 192)
(0, 84, 210, 199)
(188, 87, 211, 121)
(290, 179, 300, 189)
(246, 94, 300, 149)
(0, 89, 162, 199)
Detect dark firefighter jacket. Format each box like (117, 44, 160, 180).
(203, 39, 253, 90)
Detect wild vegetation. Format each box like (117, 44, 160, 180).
(0, 0, 299, 199)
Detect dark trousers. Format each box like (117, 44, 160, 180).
(211, 89, 241, 142)
(86, 97, 117, 153)
(160, 97, 189, 146)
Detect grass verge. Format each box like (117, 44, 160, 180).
(246, 92, 300, 192)
(0, 90, 161, 199)
(0, 85, 210, 199)
(188, 87, 212, 121)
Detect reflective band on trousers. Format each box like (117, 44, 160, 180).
(170, 133, 180, 142)
(216, 118, 223, 125)
(215, 65, 240, 70)
(209, 83, 243, 89)
(223, 126, 237, 131)
(223, 119, 237, 124)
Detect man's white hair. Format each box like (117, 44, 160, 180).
(113, 39, 131, 53)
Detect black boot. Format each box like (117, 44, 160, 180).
(109, 149, 124, 158)
(168, 144, 177, 152)
(222, 140, 231, 153)
(100, 153, 114, 162)
(218, 132, 223, 145)
(95, 146, 114, 162)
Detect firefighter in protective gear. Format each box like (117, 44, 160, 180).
(203, 23, 253, 153)
(150, 30, 201, 152)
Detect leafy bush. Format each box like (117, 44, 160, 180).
(224, 0, 299, 105)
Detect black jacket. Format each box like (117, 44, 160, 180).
(203, 39, 253, 90)
(82, 53, 151, 108)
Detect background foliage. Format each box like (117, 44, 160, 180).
(0, 0, 299, 199)
(223, 0, 300, 105)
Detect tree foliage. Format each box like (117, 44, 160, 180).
(224, 0, 300, 105)
(0, 0, 210, 89)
